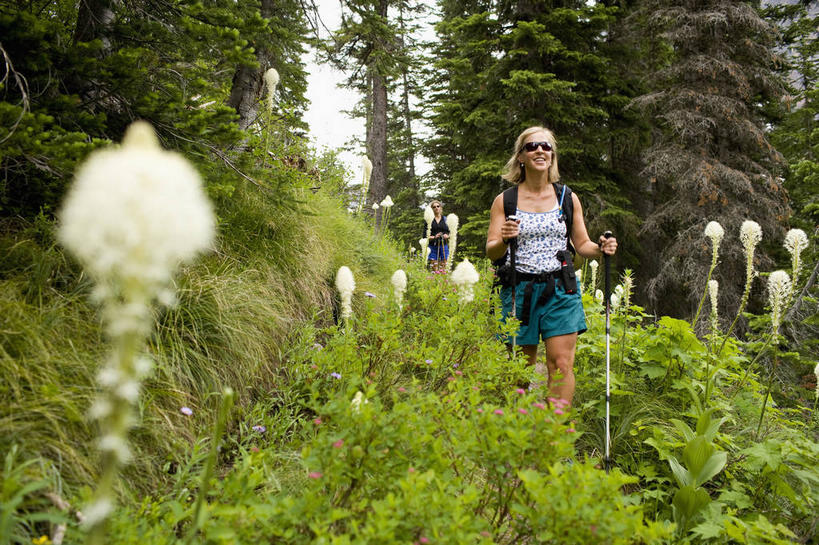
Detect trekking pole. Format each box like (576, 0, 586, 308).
(508, 215, 518, 350)
(603, 230, 613, 473)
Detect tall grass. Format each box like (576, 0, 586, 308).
(0, 180, 403, 498)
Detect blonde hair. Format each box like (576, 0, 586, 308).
(501, 126, 560, 184)
(430, 200, 442, 209)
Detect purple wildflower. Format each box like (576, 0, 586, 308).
(180, 406, 193, 416)
(330, 372, 341, 379)
(252, 425, 266, 433)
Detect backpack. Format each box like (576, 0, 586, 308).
(492, 182, 575, 270)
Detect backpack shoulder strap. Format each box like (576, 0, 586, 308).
(502, 185, 518, 218)
(553, 183, 575, 254)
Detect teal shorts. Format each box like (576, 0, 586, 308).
(500, 279, 587, 345)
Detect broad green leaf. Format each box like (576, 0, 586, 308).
(668, 457, 691, 488)
(672, 485, 711, 526)
(693, 451, 727, 487)
(683, 436, 715, 477)
(670, 418, 695, 442)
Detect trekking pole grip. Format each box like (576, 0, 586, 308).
(602, 231, 613, 301)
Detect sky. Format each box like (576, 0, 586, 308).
(302, 0, 435, 185)
(302, 2, 365, 181)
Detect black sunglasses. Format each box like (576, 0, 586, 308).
(521, 141, 553, 153)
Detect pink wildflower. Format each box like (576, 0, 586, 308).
(333, 439, 344, 448)
(477, 408, 484, 413)
(516, 388, 526, 395)
(554, 408, 564, 415)
(420, 538, 429, 544)
(494, 409, 504, 415)
(566, 428, 576, 433)
(447, 376, 456, 382)
(313, 418, 322, 425)
(455, 370, 463, 376)
(397, 387, 407, 393)
(532, 402, 546, 410)
(408, 467, 416, 473)
(308, 472, 322, 479)
(518, 408, 529, 415)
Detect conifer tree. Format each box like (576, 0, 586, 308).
(630, 0, 790, 317)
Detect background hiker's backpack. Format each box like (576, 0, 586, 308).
(492, 182, 575, 270)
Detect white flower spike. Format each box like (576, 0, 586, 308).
(450, 258, 480, 303)
(335, 266, 356, 323)
(391, 269, 407, 309)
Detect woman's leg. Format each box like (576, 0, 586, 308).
(544, 333, 578, 405)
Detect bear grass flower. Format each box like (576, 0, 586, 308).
(589, 260, 599, 292)
(767, 270, 791, 334)
(708, 279, 719, 334)
(814, 362, 819, 407)
(445, 213, 459, 273)
(721, 220, 763, 354)
(424, 204, 434, 238)
(263, 68, 279, 113)
(335, 266, 356, 326)
(419, 238, 429, 262)
(784, 228, 808, 290)
(391, 269, 407, 309)
(357, 157, 373, 213)
(450, 259, 480, 303)
(58, 120, 215, 541)
(694, 221, 725, 328)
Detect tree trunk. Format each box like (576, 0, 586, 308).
(367, 69, 388, 221)
(74, 0, 117, 48)
(226, 0, 274, 131)
(366, 0, 389, 226)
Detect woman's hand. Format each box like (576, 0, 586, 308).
(598, 234, 618, 256)
(501, 217, 521, 243)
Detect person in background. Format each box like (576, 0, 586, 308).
(426, 200, 449, 273)
(485, 126, 617, 405)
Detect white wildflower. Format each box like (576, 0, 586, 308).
(595, 289, 604, 303)
(704, 221, 724, 249)
(380, 195, 394, 208)
(784, 228, 808, 256)
(362, 156, 373, 185)
(372, 203, 379, 210)
(391, 269, 407, 309)
(409, 246, 416, 254)
(784, 228, 808, 282)
(767, 270, 792, 333)
(350, 391, 368, 414)
(59, 121, 214, 302)
(450, 259, 480, 303)
(709, 279, 719, 333)
(740, 220, 762, 255)
(263, 68, 279, 113)
(708, 280, 719, 316)
(424, 205, 434, 238)
(446, 213, 459, 273)
(589, 260, 599, 290)
(814, 362, 819, 401)
(610, 292, 621, 312)
(419, 238, 429, 261)
(81, 499, 114, 529)
(335, 266, 356, 322)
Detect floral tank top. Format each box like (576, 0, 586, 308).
(513, 205, 566, 273)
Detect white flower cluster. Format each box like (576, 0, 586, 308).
(335, 266, 356, 322)
(380, 195, 393, 208)
(424, 204, 434, 238)
(740, 220, 762, 254)
(784, 228, 808, 256)
(264, 68, 279, 113)
(704, 221, 724, 249)
(446, 213, 459, 273)
(59, 121, 215, 315)
(450, 259, 480, 303)
(589, 260, 599, 291)
(708, 279, 719, 331)
(767, 270, 792, 332)
(391, 269, 407, 309)
(419, 238, 429, 260)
